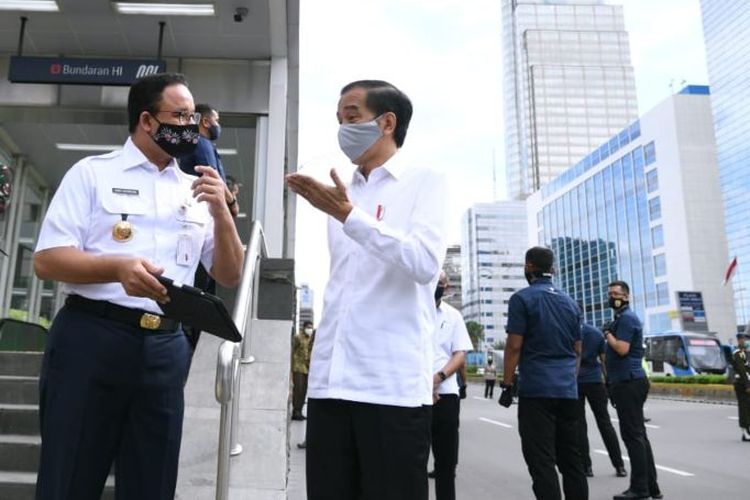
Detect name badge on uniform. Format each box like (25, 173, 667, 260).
(112, 188, 139, 196)
(112, 214, 133, 242)
(176, 234, 193, 266)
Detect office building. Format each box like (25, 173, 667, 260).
(526, 86, 736, 342)
(461, 201, 527, 348)
(700, 0, 750, 330)
(442, 244, 463, 311)
(298, 283, 314, 330)
(503, 0, 638, 199)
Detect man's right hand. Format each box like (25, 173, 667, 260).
(498, 384, 513, 408)
(117, 258, 169, 303)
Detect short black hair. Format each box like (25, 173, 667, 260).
(302, 321, 313, 328)
(195, 103, 215, 118)
(128, 73, 188, 133)
(608, 280, 630, 294)
(525, 246, 554, 273)
(340, 80, 413, 147)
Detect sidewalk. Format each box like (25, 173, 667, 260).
(288, 419, 307, 500)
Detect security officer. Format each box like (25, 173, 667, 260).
(730, 330, 750, 441)
(33, 73, 244, 500)
(577, 322, 627, 478)
(502, 246, 587, 500)
(603, 281, 662, 500)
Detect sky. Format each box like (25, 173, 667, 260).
(294, 0, 710, 317)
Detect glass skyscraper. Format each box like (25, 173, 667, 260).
(502, 0, 638, 200)
(527, 88, 736, 340)
(700, 0, 750, 329)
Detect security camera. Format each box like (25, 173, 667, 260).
(233, 7, 248, 22)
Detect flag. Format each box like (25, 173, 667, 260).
(722, 256, 738, 285)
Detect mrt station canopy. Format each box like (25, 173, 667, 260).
(0, 0, 300, 326)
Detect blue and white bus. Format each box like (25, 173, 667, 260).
(644, 331, 727, 376)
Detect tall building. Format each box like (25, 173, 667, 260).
(461, 202, 527, 348)
(442, 245, 463, 311)
(503, 0, 638, 200)
(298, 284, 314, 330)
(700, 0, 750, 330)
(526, 86, 736, 342)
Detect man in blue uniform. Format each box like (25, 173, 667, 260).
(502, 246, 587, 500)
(33, 73, 244, 500)
(577, 322, 627, 478)
(603, 281, 662, 500)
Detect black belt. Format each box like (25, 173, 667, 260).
(65, 295, 180, 333)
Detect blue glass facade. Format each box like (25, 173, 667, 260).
(701, 0, 750, 328)
(538, 127, 659, 329)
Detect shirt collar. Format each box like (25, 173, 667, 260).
(121, 137, 180, 175)
(351, 151, 406, 185)
(531, 275, 553, 285)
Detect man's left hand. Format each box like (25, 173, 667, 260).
(193, 166, 230, 218)
(286, 169, 353, 223)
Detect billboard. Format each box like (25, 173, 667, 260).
(676, 291, 708, 332)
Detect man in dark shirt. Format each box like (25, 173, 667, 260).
(577, 322, 627, 478)
(603, 281, 662, 500)
(503, 246, 587, 500)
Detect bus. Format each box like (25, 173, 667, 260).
(644, 331, 727, 376)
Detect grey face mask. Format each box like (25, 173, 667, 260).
(337, 115, 383, 162)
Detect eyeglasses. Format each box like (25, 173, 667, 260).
(154, 110, 201, 125)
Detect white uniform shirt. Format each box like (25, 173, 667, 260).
(307, 154, 447, 407)
(433, 302, 473, 395)
(35, 138, 215, 314)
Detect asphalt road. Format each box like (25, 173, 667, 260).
(288, 382, 747, 499)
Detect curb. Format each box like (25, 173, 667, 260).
(648, 382, 737, 405)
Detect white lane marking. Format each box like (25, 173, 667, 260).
(594, 450, 694, 477)
(479, 417, 513, 428)
(728, 416, 739, 420)
(610, 416, 660, 429)
(473, 396, 490, 401)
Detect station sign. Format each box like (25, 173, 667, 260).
(8, 56, 166, 86)
(676, 291, 708, 332)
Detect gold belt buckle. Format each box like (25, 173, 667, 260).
(139, 313, 162, 330)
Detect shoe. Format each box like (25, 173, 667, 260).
(291, 413, 306, 421)
(584, 466, 594, 477)
(644, 417, 651, 423)
(743, 434, 750, 442)
(650, 490, 663, 499)
(297, 441, 306, 449)
(427, 470, 435, 479)
(613, 490, 650, 500)
(616, 466, 628, 477)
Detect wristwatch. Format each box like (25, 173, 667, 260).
(437, 371, 447, 381)
(500, 382, 512, 390)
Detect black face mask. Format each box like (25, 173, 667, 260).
(150, 117, 200, 157)
(609, 297, 628, 310)
(435, 286, 446, 302)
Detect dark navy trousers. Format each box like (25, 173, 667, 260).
(35, 306, 190, 500)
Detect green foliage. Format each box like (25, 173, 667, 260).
(650, 375, 728, 385)
(492, 339, 506, 350)
(465, 320, 484, 351)
(8, 308, 28, 321)
(467, 365, 478, 375)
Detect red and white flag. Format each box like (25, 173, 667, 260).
(722, 256, 738, 285)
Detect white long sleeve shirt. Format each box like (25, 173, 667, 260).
(35, 138, 214, 314)
(433, 302, 473, 395)
(307, 154, 448, 407)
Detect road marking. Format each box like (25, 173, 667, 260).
(478, 417, 513, 428)
(610, 417, 660, 429)
(728, 416, 738, 420)
(473, 396, 490, 401)
(594, 450, 694, 477)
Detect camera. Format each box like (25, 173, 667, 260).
(233, 7, 248, 22)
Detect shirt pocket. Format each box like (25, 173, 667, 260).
(175, 204, 210, 267)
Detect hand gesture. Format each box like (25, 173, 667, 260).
(117, 258, 169, 303)
(192, 165, 230, 218)
(286, 169, 353, 222)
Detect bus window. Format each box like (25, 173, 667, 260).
(687, 338, 727, 374)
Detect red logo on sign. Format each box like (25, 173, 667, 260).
(50, 64, 61, 75)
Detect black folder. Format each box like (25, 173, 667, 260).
(157, 276, 242, 342)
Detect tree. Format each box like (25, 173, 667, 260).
(465, 321, 485, 351)
(492, 338, 506, 350)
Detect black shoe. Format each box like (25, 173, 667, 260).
(650, 490, 663, 499)
(584, 467, 594, 477)
(291, 413, 306, 421)
(427, 470, 436, 479)
(616, 466, 628, 477)
(297, 441, 306, 449)
(614, 490, 650, 500)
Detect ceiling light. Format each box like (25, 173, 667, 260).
(113, 2, 214, 15)
(0, 0, 59, 12)
(217, 148, 237, 156)
(56, 143, 122, 152)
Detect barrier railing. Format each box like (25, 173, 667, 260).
(214, 221, 267, 500)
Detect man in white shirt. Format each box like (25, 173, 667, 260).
(286, 80, 447, 500)
(33, 73, 243, 500)
(430, 272, 473, 500)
